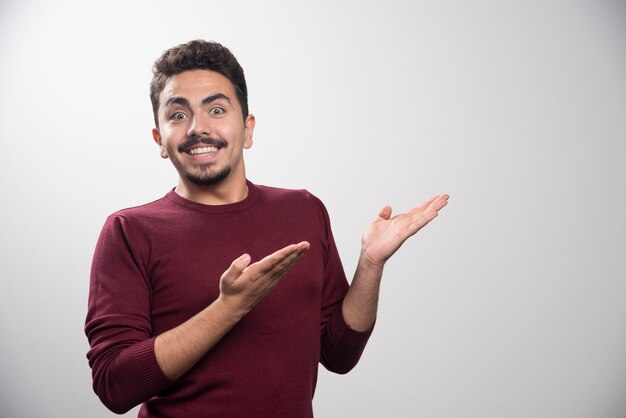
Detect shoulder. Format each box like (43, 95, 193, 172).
(253, 183, 324, 207)
(111, 191, 183, 218)
(102, 193, 177, 233)
(251, 183, 332, 229)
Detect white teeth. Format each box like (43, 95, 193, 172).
(188, 146, 218, 155)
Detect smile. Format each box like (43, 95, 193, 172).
(187, 146, 219, 156)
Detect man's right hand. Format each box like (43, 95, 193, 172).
(154, 241, 310, 380)
(218, 241, 310, 315)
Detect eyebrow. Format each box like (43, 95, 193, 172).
(164, 93, 231, 108)
(202, 93, 231, 105)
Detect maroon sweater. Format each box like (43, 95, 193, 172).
(85, 181, 372, 417)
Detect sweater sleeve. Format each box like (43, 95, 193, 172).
(315, 197, 374, 374)
(85, 214, 172, 414)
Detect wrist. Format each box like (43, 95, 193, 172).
(358, 249, 386, 271)
(213, 296, 249, 323)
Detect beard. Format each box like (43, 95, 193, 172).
(184, 164, 231, 186)
(178, 135, 231, 186)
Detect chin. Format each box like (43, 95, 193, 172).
(185, 167, 231, 186)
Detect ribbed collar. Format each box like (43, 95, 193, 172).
(164, 179, 258, 214)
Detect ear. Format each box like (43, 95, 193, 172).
(243, 114, 255, 149)
(152, 128, 169, 159)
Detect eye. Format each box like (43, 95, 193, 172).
(210, 107, 225, 116)
(171, 111, 187, 121)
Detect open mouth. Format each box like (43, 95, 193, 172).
(187, 146, 219, 156)
(180, 137, 228, 157)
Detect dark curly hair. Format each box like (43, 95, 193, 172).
(150, 40, 248, 126)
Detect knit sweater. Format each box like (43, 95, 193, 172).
(85, 181, 372, 417)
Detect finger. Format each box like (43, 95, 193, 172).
(248, 247, 307, 285)
(416, 194, 449, 215)
(266, 241, 309, 265)
(220, 253, 252, 284)
(246, 241, 310, 276)
(253, 244, 299, 269)
(412, 194, 449, 228)
(267, 243, 309, 273)
(426, 194, 449, 213)
(376, 206, 392, 221)
(265, 249, 308, 280)
(408, 195, 440, 216)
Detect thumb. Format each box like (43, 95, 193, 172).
(221, 253, 251, 284)
(377, 206, 392, 221)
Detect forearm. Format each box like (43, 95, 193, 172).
(341, 254, 384, 332)
(343, 194, 448, 331)
(154, 297, 246, 380)
(155, 245, 308, 380)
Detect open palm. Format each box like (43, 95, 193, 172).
(361, 194, 449, 266)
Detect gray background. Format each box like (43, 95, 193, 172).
(1, 0, 625, 417)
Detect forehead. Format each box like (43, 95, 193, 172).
(159, 69, 237, 106)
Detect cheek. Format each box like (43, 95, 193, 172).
(221, 124, 247, 144)
(161, 125, 187, 144)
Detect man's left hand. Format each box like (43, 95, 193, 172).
(360, 194, 449, 267)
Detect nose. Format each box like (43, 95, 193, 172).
(187, 113, 212, 138)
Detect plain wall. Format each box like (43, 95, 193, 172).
(1, 0, 625, 417)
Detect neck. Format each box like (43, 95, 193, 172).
(175, 177, 249, 206)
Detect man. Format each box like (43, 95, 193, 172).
(85, 40, 448, 417)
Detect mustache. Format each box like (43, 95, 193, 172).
(178, 136, 227, 153)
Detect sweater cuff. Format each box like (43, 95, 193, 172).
(132, 337, 172, 392)
(327, 306, 374, 347)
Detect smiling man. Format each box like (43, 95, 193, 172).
(154, 70, 252, 199)
(85, 40, 448, 417)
